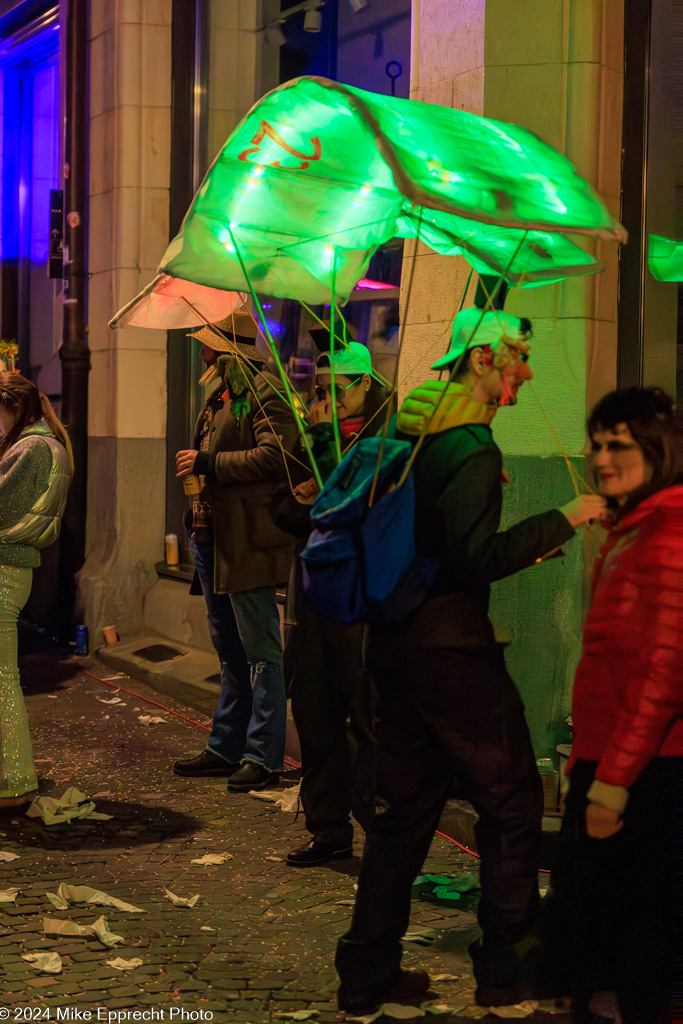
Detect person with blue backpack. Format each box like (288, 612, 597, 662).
(285, 329, 396, 867)
(332, 305, 606, 1015)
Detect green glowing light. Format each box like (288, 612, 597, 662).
(158, 76, 625, 302)
(648, 235, 683, 282)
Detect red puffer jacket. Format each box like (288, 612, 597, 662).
(567, 484, 682, 813)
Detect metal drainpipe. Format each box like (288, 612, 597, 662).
(58, 0, 90, 627)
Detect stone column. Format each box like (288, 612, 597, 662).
(77, 0, 172, 639)
(403, 0, 624, 757)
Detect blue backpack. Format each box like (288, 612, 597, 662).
(300, 435, 441, 625)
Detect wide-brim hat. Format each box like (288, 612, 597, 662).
(314, 340, 386, 384)
(188, 312, 265, 362)
(431, 307, 529, 370)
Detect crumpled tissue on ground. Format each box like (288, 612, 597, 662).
(0, 852, 19, 862)
(43, 914, 124, 948)
(22, 952, 62, 974)
(0, 886, 20, 901)
(190, 853, 232, 865)
(106, 957, 144, 971)
(27, 787, 113, 825)
(402, 927, 440, 945)
(250, 783, 300, 812)
(164, 888, 200, 908)
(51, 883, 145, 913)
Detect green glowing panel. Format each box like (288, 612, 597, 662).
(159, 76, 625, 303)
(648, 235, 683, 282)
(396, 206, 600, 287)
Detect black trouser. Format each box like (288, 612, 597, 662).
(336, 632, 543, 998)
(288, 600, 373, 846)
(547, 757, 677, 1024)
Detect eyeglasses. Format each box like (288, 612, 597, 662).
(502, 341, 530, 363)
(314, 381, 357, 403)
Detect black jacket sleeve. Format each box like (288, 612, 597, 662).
(431, 443, 575, 584)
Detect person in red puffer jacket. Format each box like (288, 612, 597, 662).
(555, 386, 681, 1024)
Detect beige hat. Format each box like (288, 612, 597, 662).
(188, 312, 264, 361)
(431, 307, 530, 370)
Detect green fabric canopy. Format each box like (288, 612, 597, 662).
(158, 76, 625, 303)
(648, 235, 683, 282)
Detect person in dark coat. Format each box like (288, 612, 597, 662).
(285, 335, 395, 867)
(548, 386, 681, 1024)
(334, 306, 606, 1015)
(173, 312, 300, 792)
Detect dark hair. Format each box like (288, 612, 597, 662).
(0, 372, 74, 468)
(314, 363, 396, 437)
(587, 386, 680, 516)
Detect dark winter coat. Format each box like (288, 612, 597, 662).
(567, 484, 683, 813)
(192, 370, 300, 594)
(393, 420, 576, 649)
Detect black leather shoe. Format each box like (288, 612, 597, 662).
(173, 750, 239, 778)
(227, 761, 280, 792)
(287, 840, 353, 867)
(338, 968, 431, 1014)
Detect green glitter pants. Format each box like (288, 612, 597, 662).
(0, 565, 38, 798)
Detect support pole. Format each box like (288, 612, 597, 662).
(58, 0, 90, 626)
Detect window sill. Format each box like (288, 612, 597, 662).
(155, 561, 195, 583)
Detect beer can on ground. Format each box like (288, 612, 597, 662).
(75, 625, 88, 656)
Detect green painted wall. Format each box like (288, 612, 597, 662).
(489, 454, 584, 759)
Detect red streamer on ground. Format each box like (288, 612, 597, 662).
(80, 666, 302, 770)
(81, 665, 550, 867)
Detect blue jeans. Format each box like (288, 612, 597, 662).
(191, 534, 286, 772)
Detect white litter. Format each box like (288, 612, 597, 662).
(402, 928, 439, 945)
(95, 696, 126, 705)
(348, 1005, 427, 1023)
(164, 888, 200, 908)
(27, 788, 96, 825)
(22, 951, 62, 974)
(106, 957, 144, 971)
(190, 853, 232, 865)
(26, 788, 114, 825)
(138, 715, 167, 726)
(250, 783, 300, 812)
(46, 892, 69, 910)
(0, 887, 20, 901)
(0, 852, 19, 862)
(200, 926, 215, 932)
(43, 915, 124, 948)
(55, 883, 145, 913)
(274, 1013, 319, 1021)
(489, 1002, 538, 1018)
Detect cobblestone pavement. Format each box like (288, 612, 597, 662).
(0, 650, 571, 1024)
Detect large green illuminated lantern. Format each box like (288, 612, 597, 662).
(144, 76, 624, 309)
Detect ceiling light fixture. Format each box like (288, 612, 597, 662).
(303, 7, 322, 32)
